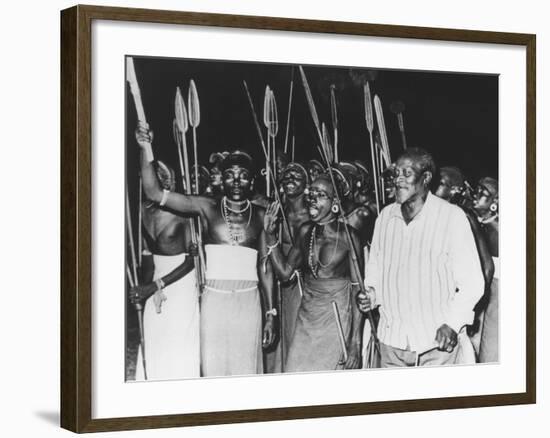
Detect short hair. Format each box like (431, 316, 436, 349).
(220, 150, 255, 174)
(397, 147, 436, 177)
(440, 166, 464, 187)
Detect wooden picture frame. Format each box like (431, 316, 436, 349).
(61, 4, 536, 433)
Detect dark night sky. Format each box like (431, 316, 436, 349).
(126, 56, 498, 186)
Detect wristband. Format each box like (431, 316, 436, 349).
(155, 278, 166, 291)
(265, 308, 278, 318)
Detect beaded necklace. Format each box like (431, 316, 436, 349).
(221, 196, 252, 245)
(308, 219, 340, 278)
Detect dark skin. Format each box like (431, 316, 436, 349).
(264, 178, 363, 369)
(435, 170, 495, 288)
(127, 164, 196, 305)
(136, 122, 276, 349)
(473, 182, 499, 258)
(357, 156, 458, 353)
(128, 202, 196, 305)
(280, 167, 310, 244)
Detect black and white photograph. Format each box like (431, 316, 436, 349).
(124, 56, 499, 382)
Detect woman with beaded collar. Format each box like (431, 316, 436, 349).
(137, 122, 277, 377)
(263, 172, 363, 372)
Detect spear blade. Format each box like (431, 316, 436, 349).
(330, 84, 338, 131)
(298, 66, 322, 143)
(330, 84, 339, 162)
(126, 57, 147, 125)
(188, 79, 200, 128)
(321, 122, 333, 166)
(267, 89, 279, 138)
(374, 94, 391, 164)
(174, 86, 189, 134)
(364, 82, 374, 134)
(263, 85, 271, 129)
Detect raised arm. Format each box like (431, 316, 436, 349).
(135, 122, 212, 216)
(263, 201, 304, 281)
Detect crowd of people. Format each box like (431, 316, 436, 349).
(127, 121, 499, 381)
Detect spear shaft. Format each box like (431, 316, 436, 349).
(126, 187, 147, 379)
(363, 83, 380, 214)
(283, 78, 294, 154)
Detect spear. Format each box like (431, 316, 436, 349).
(374, 95, 392, 166)
(126, 187, 147, 380)
(243, 81, 293, 243)
(267, 88, 279, 189)
(330, 84, 339, 163)
(188, 80, 201, 194)
(263, 86, 272, 197)
(126, 56, 148, 379)
(363, 82, 380, 214)
(283, 68, 294, 154)
(188, 80, 207, 287)
(174, 87, 204, 292)
(126, 57, 153, 162)
(298, 67, 378, 359)
(244, 81, 298, 372)
(291, 135, 296, 162)
(374, 95, 392, 206)
(390, 100, 407, 150)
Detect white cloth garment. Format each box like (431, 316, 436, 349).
(366, 192, 484, 353)
(200, 244, 262, 376)
(135, 253, 200, 381)
(204, 244, 259, 282)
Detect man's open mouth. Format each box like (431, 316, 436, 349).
(309, 207, 319, 217)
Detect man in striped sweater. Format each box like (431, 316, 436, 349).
(357, 148, 484, 367)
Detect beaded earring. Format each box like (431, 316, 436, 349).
(331, 204, 339, 214)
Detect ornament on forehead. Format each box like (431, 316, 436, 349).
(192, 164, 210, 180)
(338, 161, 362, 189)
(307, 159, 325, 172)
(282, 162, 309, 183)
(209, 151, 229, 167)
(220, 149, 255, 174)
(329, 167, 352, 197)
(478, 177, 498, 198)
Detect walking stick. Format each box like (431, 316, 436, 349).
(126, 188, 147, 380)
(332, 301, 348, 364)
(298, 67, 379, 366)
(174, 87, 204, 293)
(363, 83, 380, 214)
